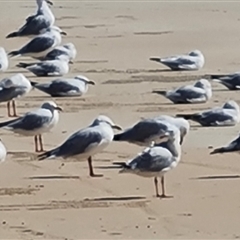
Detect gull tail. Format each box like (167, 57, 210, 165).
(8, 50, 20, 57)
(38, 149, 57, 161)
(0, 119, 18, 128)
(209, 74, 227, 79)
(6, 32, 19, 39)
(149, 57, 161, 63)
(16, 62, 32, 68)
(152, 90, 167, 96)
(210, 147, 227, 155)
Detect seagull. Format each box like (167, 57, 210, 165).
(16, 54, 71, 77)
(0, 139, 7, 163)
(0, 74, 33, 117)
(150, 49, 205, 71)
(8, 26, 66, 59)
(6, 0, 55, 39)
(0, 101, 62, 152)
(210, 134, 240, 155)
(41, 43, 77, 61)
(30, 75, 95, 97)
(209, 72, 240, 90)
(0, 47, 9, 72)
(153, 79, 212, 104)
(38, 115, 122, 177)
(115, 126, 181, 198)
(176, 100, 240, 127)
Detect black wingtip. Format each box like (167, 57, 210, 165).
(210, 148, 223, 155)
(30, 81, 38, 87)
(175, 114, 193, 120)
(16, 62, 29, 68)
(149, 57, 161, 62)
(152, 90, 166, 96)
(113, 134, 122, 141)
(6, 32, 18, 39)
(8, 50, 19, 57)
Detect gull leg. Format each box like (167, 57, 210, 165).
(38, 135, 44, 152)
(159, 176, 173, 199)
(12, 100, 18, 117)
(87, 156, 103, 177)
(34, 135, 39, 152)
(154, 177, 161, 198)
(7, 102, 12, 117)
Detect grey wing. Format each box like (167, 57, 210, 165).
(29, 63, 59, 76)
(0, 86, 27, 102)
(18, 15, 50, 36)
(220, 74, 240, 89)
(128, 148, 172, 172)
(20, 36, 54, 54)
(55, 130, 103, 158)
(161, 57, 195, 70)
(8, 113, 50, 130)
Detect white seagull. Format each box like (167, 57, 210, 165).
(6, 0, 55, 38)
(31, 75, 95, 97)
(38, 115, 122, 177)
(8, 26, 66, 59)
(0, 47, 9, 72)
(0, 101, 62, 152)
(0, 139, 7, 163)
(150, 50, 205, 71)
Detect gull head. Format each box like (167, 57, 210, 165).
(194, 79, 211, 90)
(50, 26, 67, 35)
(223, 100, 240, 112)
(63, 43, 76, 51)
(165, 125, 181, 143)
(56, 54, 72, 63)
(188, 50, 203, 57)
(41, 101, 63, 112)
(63, 43, 77, 59)
(75, 75, 95, 85)
(94, 115, 122, 130)
(0, 47, 7, 55)
(174, 117, 190, 145)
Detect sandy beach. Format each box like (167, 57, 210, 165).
(0, 1, 240, 239)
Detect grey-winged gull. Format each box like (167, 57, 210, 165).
(210, 134, 240, 155)
(0, 101, 62, 152)
(209, 72, 240, 90)
(0, 74, 32, 117)
(0, 139, 7, 163)
(8, 26, 66, 59)
(176, 100, 240, 127)
(38, 115, 122, 177)
(17, 54, 71, 77)
(153, 79, 212, 104)
(0, 47, 9, 72)
(150, 49, 205, 71)
(42, 43, 77, 61)
(6, 0, 55, 38)
(115, 125, 181, 198)
(31, 75, 95, 97)
(114, 116, 189, 146)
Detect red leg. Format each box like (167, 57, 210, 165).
(87, 157, 103, 177)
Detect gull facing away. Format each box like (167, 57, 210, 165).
(17, 55, 71, 77)
(210, 134, 240, 155)
(153, 79, 212, 104)
(42, 43, 77, 61)
(113, 118, 172, 146)
(150, 50, 205, 71)
(6, 0, 55, 38)
(115, 126, 181, 198)
(38, 115, 122, 177)
(0, 139, 7, 163)
(0, 101, 62, 152)
(0, 74, 32, 117)
(209, 72, 240, 90)
(176, 100, 240, 127)
(0, 47, 9, 72)
(30, 75, 95, 97)
(8, 26, 66, 59)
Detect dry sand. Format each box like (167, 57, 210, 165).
(0, 1, 240, 239)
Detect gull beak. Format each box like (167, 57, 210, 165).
(88, 80, 96, 85)
(46, 0, 53, 6)
(61, 31, 67, 36)
(55, 106, 63, 112)
(112, 125, 122, 131)
(69, 60, 74, 64)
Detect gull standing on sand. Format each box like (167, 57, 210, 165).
(0, 47, 9, 72)
(176, 100, 240, 127)
(0, 101, 62, 152)
(0, 74, 32, 117)
(0, 139, 7, 163)
(209, 72, 240, 90)
(17, 55, 71, 77)
(114, 117, 189, 146)
(31, 75, 95, 97)
(210, 134, 240, 155)
(153, 79, 212, 104)
(150, 50, 205, 71)
(115, 126, 181, 198)
(6, 0, 55, 38)
(8, 26, 66, 59)
(38, 115, 122, 177)
(42, 43, 77, 61)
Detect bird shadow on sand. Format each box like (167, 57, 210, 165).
(84, 196, 146, 202)
(191, 175, 240, 180)
(28, 175, 80, 180)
